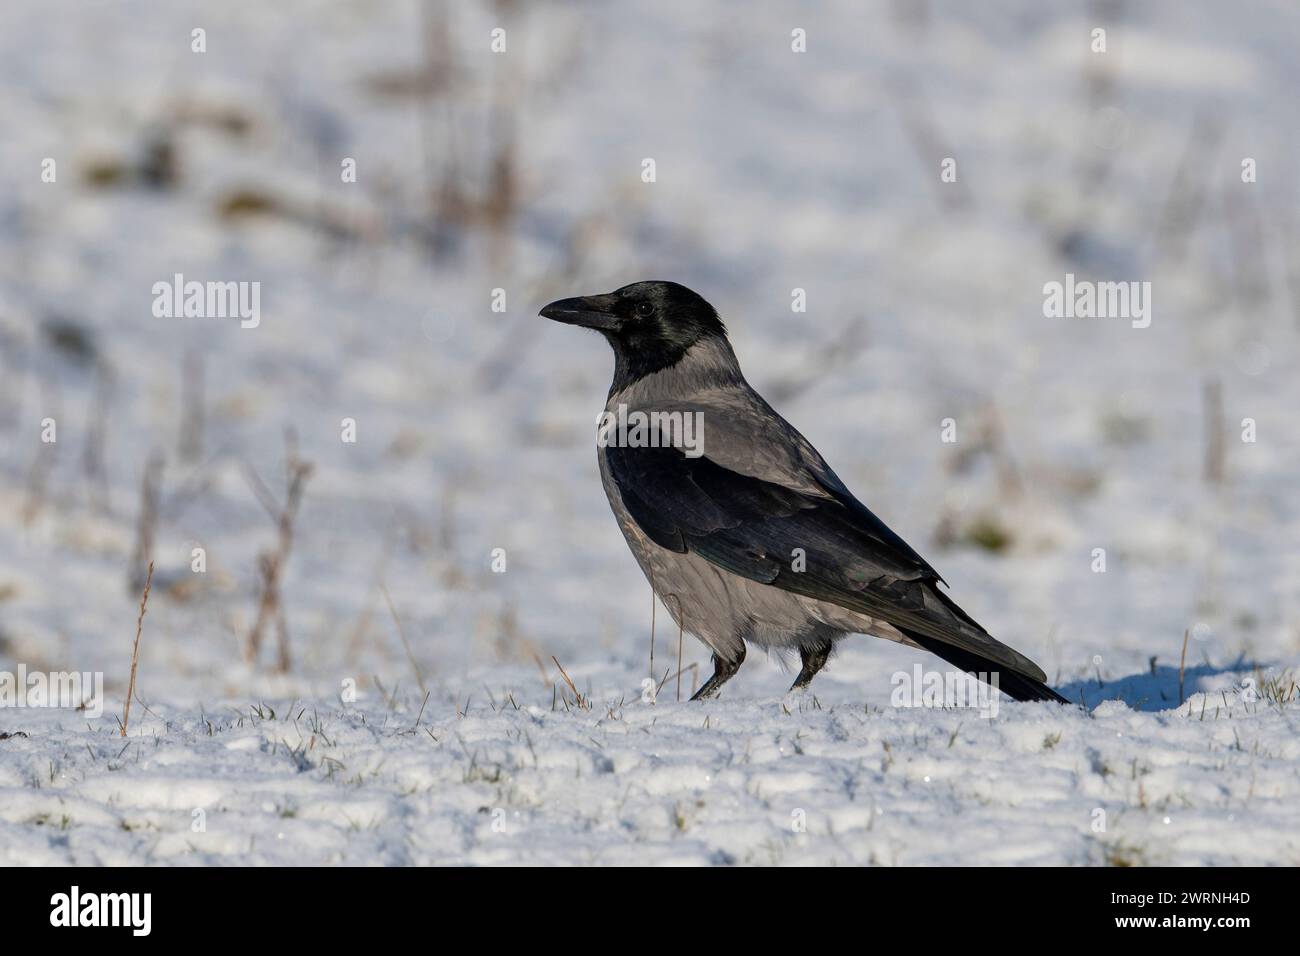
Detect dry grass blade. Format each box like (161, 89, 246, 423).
(551, 655, 578, 694)
(551, 655, 589, 709)
(122, 560, 154, 738)
(381, 584, 428, 696)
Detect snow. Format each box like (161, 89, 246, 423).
(3, 677, 1298, 865)
(2, 0, 1300, 865)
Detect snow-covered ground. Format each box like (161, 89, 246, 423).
(3, 672, 1300, 865)
(1, 0, 1299, 865)
(3, 681, 1298, 866)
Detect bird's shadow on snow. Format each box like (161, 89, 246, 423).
(1059, 659, 1260, 712)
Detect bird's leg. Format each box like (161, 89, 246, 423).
(691, 646, 746, 700)
(789, 639, 832, 692)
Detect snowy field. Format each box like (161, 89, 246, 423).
(1, 0, 1299, 866)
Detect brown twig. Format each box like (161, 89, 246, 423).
(246, 438, 314, 672)
(121, 561, 154, 738)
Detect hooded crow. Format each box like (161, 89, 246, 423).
(541, 281, 1068, 704)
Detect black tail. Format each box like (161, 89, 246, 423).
(904, 630, 1070, 704)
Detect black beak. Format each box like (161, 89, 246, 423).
(539, 293, 621, 332)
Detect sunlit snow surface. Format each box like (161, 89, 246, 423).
(0, 0, 1298, 865)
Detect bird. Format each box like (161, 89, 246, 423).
(540, 280, 1068, 704)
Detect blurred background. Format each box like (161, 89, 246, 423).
(1, 0, 1297, 710)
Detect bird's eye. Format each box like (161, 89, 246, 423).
(635, 302, 654, 317)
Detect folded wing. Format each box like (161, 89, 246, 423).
(606, 438, 1057, 692)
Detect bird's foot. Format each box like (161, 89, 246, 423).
(690, 650, 744, 701)
(690, 681, 723, 701)
(788, 640, 832, 693)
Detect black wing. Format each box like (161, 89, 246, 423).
(607, 440, 1065, 700)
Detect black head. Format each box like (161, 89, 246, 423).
(540, 281, 728, 387)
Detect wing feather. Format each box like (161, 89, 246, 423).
(606, 440, 1048, 682)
